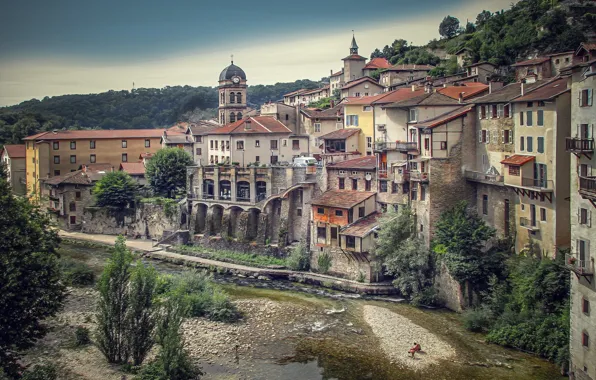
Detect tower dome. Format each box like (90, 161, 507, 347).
(219, 62, 246, 81)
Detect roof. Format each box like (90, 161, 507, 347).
(438, 83, 489, 100)
(219, 62, 246, 81)
(344, 92, 390, 105)
(1, 144, 26, 158)
(511, 57, 550, 67)
(342, 54, 367, 61)
(330, 70, 343, 77)
(162, 134, 193, 144)
(23, 129, 164, 141)
(284, 88, 310, 97)
(549, 50, 574, 57)
(464, 61, 497, 68)
(301, 86, 330, 96)
(341, 212, 381, 237)
(300, 104, 344, 120)
(454, 47, 471, 55)
(514, 78, 569, 102)
(311, 190, 375, 209)
(472, 81, 546, 104)
(208, 116, 292, 135)
(139, 152, 154, 159)
(166, 123, 189, 135)
(383, 64, 434, 72)
(577, 42, 596, 55)
(411, 106, 473, 129)
(43, 170, 94, 186)
(82, 163, 113, 171)
(363, 58, 391, 70)
(386, 92, 461, 108)
(500, 154, 535, 166)
(374, 88, 426, 105)
(319, 128, 361, 140)
(327, 155, 376, 170)
(187, 121, 221, 136)
(119, 162, 146, 175)
(341, 76, 381, 90)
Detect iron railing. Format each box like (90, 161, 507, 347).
(521, 177, 553, 189)
(375, 141, 418, 152)
(565, 253, 593, 275)
(464, 170, 504, 183)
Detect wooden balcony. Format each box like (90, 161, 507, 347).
(565, 253, 593, 281)
(566, 137, 594, 158)
(519, 217, 539, 232)
(505, 177, 553, 202)
(579, 176, 596, 205)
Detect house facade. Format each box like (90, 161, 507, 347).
(378, 64, 434, 90)
(0, 144, 26, 195)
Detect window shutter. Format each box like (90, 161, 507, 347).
(578, 208, 581, 224)
(487, 106, 491, 119)
(577, 124, 581, 138)
(478, 107, 482, 119)
(589, 89, 593, 106)
(579, 90, 583, 106)
(509, 130, 513, 144)
(589, 210, 592, 228)
(492, 131, 498, 144)
(478, 130, 482, 142)
(501, 130, 505, 144)
(486, 130, 491, 143)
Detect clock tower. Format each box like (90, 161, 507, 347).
(218, 58, 247, 125)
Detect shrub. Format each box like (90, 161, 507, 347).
(317, 252, 332, 274)
(74, 326, 91, 346)
(21, 364, 58, 380)
(61, 259, 95, 286)
(411, 287, 442, 307)
(462, 307, 494, 332)
(208, 290, 240, 323)
(285, 241, 310, 271)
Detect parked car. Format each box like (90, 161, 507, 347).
(292, 157, 318, 167)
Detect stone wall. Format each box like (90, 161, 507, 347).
(434, 261, 465, 312)
(310, 246, 381, 282)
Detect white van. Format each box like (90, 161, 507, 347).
(293, 157, 317, 167)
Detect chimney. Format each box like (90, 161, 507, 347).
(330, 99, 335, 108)
(82, 165, 87, 173)
(489, 81, 504, 94)
(521, 82, 525, 96)
(458, 92, 464, 104)
(411, 85, 416, 92)
(330, 69, 333, 76)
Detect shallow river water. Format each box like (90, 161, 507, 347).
(61, 243, 564, 380)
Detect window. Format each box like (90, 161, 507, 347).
(346, 235, 356, 249)
(520, 136, 525, 151)
(366, 137, 372, 150)
(582, 332, 589, 348)
(145, 139, 151, 148)
(236, 92, 242, 103)
(285, 114, 289, 121)
(497, 104, 504, 118)
(297, 208, 302, 216)
(380, 181, 387, 193)
(70, 141, 76, 150)
(230, 112, 236, 122)
(196, 148, 202, 155)
(122, 153, 128, 162)
(504, 104, 510, 118)
(354, 92, 361, 97)
(491, 104, 498, 118)
(424, 137, 430, 150)
(69, 202, 76, 212)
(411, 185, 418, 200)
(527, 102, 533, 107)
(335, 210, 343, 217)
(210, 140, 214, 149)
(54, 170, 60, 176)
(282, 140, 287, 147)
(317, 207, 324, 214)
(53, 141, 59, 150)
(121, 140, 127, 148)
(420, 224, 424, 232)
(526, 111, 533, 126)
(479, 130, 489, 143)
(70, 216, 76, 225)
(255, 140, 260, 147)
(229, 92, 235, 103)
(317, 227, 326, 241)
(420, 185, 426, 201)
(509, 166, 520, 176)
(540, 207, 546, 222)
(537, 110, 544, 126)
(90, 154, 96, 163)
(583, 298, 590, 315)
(520, 111, 524, 126)
(580, 208, 591, 225)
(75, 191, 81, 200)
(271, 155, 278, 164)
(314, 123, 321, 133)
(346, 115, 359, 126)
(53, 156, 60, 164)
(392, 182, 398, 193)
(527, 137, 533, 152)
(580, 89, 593, 107)
(409, 109, 418, 122)
(480, 106, 486, 119)
(339, 177, 345, 189)
(350, 178, 357, 190)
(538, 101, 545, 107)
(70, 155, 76, 164)
(270, 140, 278, 150)
(292, 140, 300, 150)
(195, 136, 202, 143)
(503, 130, 513, 144)
(537, 137, 544, 153)
(482, 194, 488, 215)
(365, 180, 371, 191)
(440, 141, 447, 150)
(359, 206, 365, 218)
(255, 156, 260, 163)
(555, 58, 560, 64)
(236, 141, 244, 150)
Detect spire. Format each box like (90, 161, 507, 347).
(350, 30, 359, 55)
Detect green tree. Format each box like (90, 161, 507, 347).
(95, 236, 134, 364)
(128, 262, 158, 366)
(93, 171, 138, 209)
(145, 148, 193, 198)
(439, 15, 460, 39)
(0, 164, 65, 377)
(476, 10, 492, 27)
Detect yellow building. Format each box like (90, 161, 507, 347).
(23, 129, 165, 197)
(343, 94, 388, 155)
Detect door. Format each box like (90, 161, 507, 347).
(504, 199, 510, 236)
(579, 240, 587, 267)
(530, 204, 536, 227)
(534, 163, 547, 187)
(330, 227, 338, 246)
(348, 209, 354, 224)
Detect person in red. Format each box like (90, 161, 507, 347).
(408, 342, 421, 358)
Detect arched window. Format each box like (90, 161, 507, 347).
(220, 92, 224, 103)
(230, 112, 236, 123)
(236, 92, 242, 104)
(236, 112, 243, 121)
(237, 181, 250, 201)
(229, 92, 235, 103)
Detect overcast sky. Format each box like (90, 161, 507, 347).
(0, 0, 515, 106)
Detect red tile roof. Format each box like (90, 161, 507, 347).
(284, 88, 310, 97)
(119, 162, 146, 175)
(23, 129, 165, 141)
(341, 76, 382, 90)
(383, 64, 434, 72)
(364, 58, 391, 70)
(319, 128, 361, 140)
(345, 92, 390, 105)
(514, 78, 569, 102)
(342, 54, 367, 61)
(327, 155, 376, 170)
(330, 70, 343, 77)
(311, 190, 375, 208)
(373, 88, 426, 105)
(463, 61, 497, 68)
(438, 84, 489, 100)
(411, 106, 473, 129)
(1, 144, 26, 158)
(139, 152, 154, 159)
(300, 104, 344, 119)
(341, 212, 381, 237)
(511, 57, 550, 67)
(208, 116, 292, 135)
(500, 154, 535, 166)
(43, 169, 97, 186)
(577, 42, 596, 54)
(302, 86, 330, 95)
(549, 51, 574, 57)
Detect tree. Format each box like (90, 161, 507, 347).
(0, 164, 65, 377)
(439, 15, 461, 39)
(93, 171, 138, 209)
(476, 10, 492, 27)
(145, 148, 193, 198)
(95, 236, 134, 364)
(464, 21, 476, 34)
(128, 262, 158, 366)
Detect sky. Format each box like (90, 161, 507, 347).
(0, 0, 515, 107)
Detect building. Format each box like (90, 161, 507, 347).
(319, 128, 362, 155)
(437, 82, 490, 101)
(342, 35, 367, 83)
(160, 131, 194, 156)
(0, 144, 26, 195)
(300, 104, 344, 152)
(340, 77, 384, 99)
(260, 102, 301, 134)
(120, 162, 147, 185)
(362, 57, 391, 77)
(500, 78, 571, 256)
(463, 62, 497, 84)
(564, 59, 596, 380)
(511, 57, 553, 83)
(185, 121, 221, 165)
(549, 51, 575, 76)
(329, 70, 344, 96)
(576, 42, 596, 63)
(378, 64, 434, 90)
(454, 47, 472, 68)
(218, 59, 247, 125)
(23, 129, 163, 197)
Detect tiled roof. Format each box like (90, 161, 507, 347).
(319, 128, 361, 140)
(327, 155, 376, 170)
(162, 134, 193, 144)
(300, 104, 344, 119)
(438, 84, 489, 100)
(344, 92, 390, 105)
(23, 129, 164, 141)
(82, 163, 113, 171)
(577, 42, 596, 54)
(549, 50, 574, 57)
(364, 58, 391, 70)
(43, 170, 94, 186)
(1, 144, 26, 158)
(119, 162, 146, 175)
(472, 81, 546, 104)
(383, 64, 434, 72)
(208, 116, 292, 135)
(139, 152, 154, 159)
(187, 120, 220, 135)
(341, 212, 381, 237)
(342, 54, 367, 61)
(501, 154, 535, 166)
(511, 57, 550, 67)
(514, 78, 569, 102)
(341, 76, 381, 90)
(311, 190, 375, 209)
(411, 105, 473, 129)
(284, 88, 310, 97)
(373, 88, 426, 105)
(330, 70, 343, 77)
(463, 61, 497, 68)
(167, 123, 189, 135)
(386, 92, 461, 107)
(302, 86, 330, 95)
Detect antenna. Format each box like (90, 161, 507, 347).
(132, 82, 135, 91)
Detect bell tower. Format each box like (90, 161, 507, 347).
(218, 56, 248, 125)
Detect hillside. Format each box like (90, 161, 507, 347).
(0, 79, 321, 146)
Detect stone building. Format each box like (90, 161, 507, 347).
(511, 57, 553, 83)
(340, 77, 384, 99)
(0, 144, 26, 195)
(463, 62, 497, 84)
(564, 59, 596, 380)
(329, 69, 344, 95)
(218, 60, 248, 125)
(378, 64, 434, 91)
(300, 104, 344, 152)
(342, 35, 367, 83)
(362, 57, 391, 78)
(260, 102, 300, 133)
(576, 42, 596, 63)
(119, 162, 147, 185)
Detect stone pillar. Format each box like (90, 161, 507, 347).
(236, 211, 249, 242)
(221, 209, 231, 239)
(214, 168, 220, 200)
(250, 167, 257, 203)
(196, 205, 207, 234)
(257, 213, 269, 245)
(198, 167, 204, 198)
(204, 207, 214, 236)
(188, 202, 197, 234)
(231, 167, 237, 202)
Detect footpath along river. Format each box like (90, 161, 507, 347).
(55, 242, 564, 380)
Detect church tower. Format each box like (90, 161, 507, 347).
(342, 34, 366, 83)
(218, 58, 247, 125)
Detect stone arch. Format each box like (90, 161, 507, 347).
(246, 208, 261, 241)
(194, 203, 208, 234)
(228, 206, 243, 238)
(237, 181, 250, 202)
(209, 204, 224, 235)
(219, 180, 231, 200)
(236, 112, 243, 121)
(203, 179, 214, 199)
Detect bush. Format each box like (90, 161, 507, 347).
(93, 171, 138, 209)
(21, 364, 57, 380)
(411, 287, 442, 307)
(462, 306, 494, 332)
(285, 241, 310, 271)
(74, 326, 91, 346)
(317, 252, 332, 274)
(61, 259, 95, 286)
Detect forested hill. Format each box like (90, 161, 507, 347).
(0, 79, 321, 146)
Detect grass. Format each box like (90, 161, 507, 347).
(173, 245, 286, 267)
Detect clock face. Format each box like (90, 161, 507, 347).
(232, 76, 240, 84)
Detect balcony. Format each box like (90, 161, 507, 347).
(374, 141, 418, 153)
(394, 170, 409, 183)
(566, 137, 594, 158)
(519, 217, 539, 232)
(410, 171, 429, 183)
(565, 253, 593, 278)
(464, 170, 504, 185)
(520, 177, 553, 190)
(579, 176, 596, 204)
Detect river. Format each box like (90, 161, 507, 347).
(60, 242, 564, 380)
